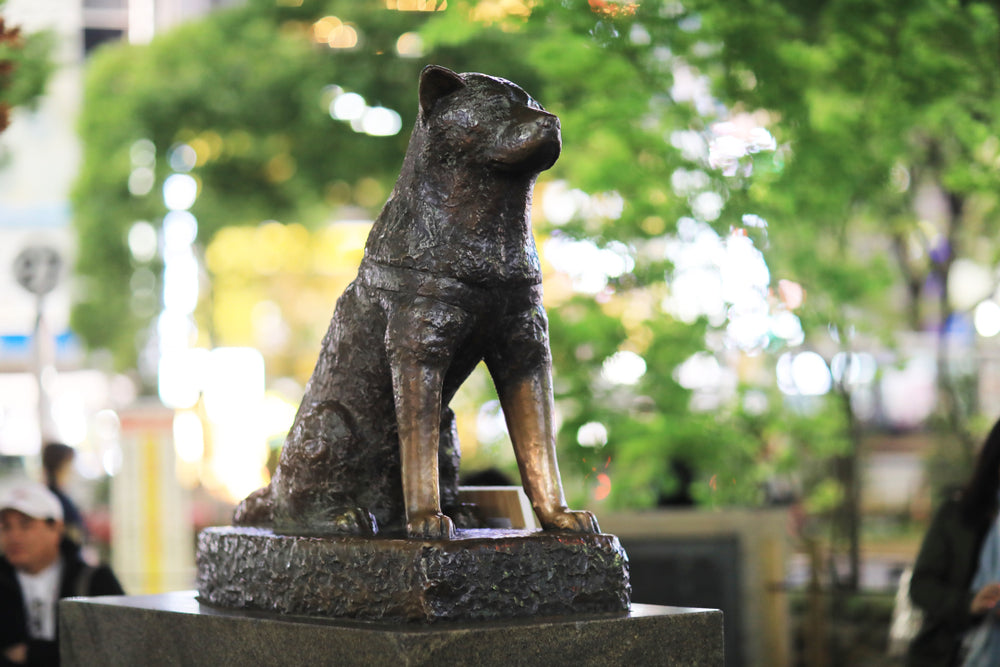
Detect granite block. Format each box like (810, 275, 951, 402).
(60, 591, 724, 667)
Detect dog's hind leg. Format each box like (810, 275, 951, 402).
(270, 400, 379, 536)
(233, 484, 273, 525)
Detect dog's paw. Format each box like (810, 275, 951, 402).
(327, 507, 378, 536)
(540, 508, 601, 534)
(407, 512, 456, 540)
(233, 486, 273, 526)
(274, 506, 378, 537)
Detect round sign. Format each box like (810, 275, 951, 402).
(13, 245, 63, 296)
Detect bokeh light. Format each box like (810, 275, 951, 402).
(396, 32, 424, 57)
(163, 173, 199, 211)
(168, 143, 197, 173)
(975, 300, 1000, 337)
(330, 94, 361, 120)
(577, 421, 608, 447)
(128, 221, 158, 262)
(361, 106, 403, 137)
(776, 351, 832, 396)
(602, 350, 647, 385)
(128, 167, 155, 196)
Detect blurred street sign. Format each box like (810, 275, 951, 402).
(13, 244, 63, 296)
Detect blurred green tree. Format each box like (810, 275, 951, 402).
(72, 0, 1000, 587)
(0, 0, 54, 132)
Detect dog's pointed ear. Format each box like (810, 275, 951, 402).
(419, 65, 465, 117)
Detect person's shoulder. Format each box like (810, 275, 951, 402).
(0, 555, 15, 582)
(88, 563, 125, 596)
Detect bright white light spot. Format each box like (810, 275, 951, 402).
(94, 409, 121, 442)
(173, 411, 205, 463)
(50, 397, 87, 446)
(670, 168, 710, 197)
(881, 357, 936, 428)
(476, 400, 509, 443)
(949, 259, 994, 311)
(746, 127, 777, 152)
(158, 348, 208, 409)
(128, 221, 158, 262)
(677, 216, 702, 242)
(666, 268, 725, 324)
(831, 352, 877, 386)
(252, 300, 291, 352)
(163, 210, 198, 251)
(260, 393, 298, 436)
(770, 311, 804, 345)
(163, 173, 198, 211)
(102, 447, 122, 477)
(162, 253, 200, 314)
(203, 348, 266, 424)
(577, 421, 608, 447)
(674, 352, 721, 390)
(726, 305, 771, 351)
(541, 181, 588, 225)
(331, 92, 367, 121)
(721, 234, 769, 296)
(587, 191, 625, 220)
(544, 237, 633, 294)
(362, 106, 402, 136)
(692, 191, 724, 221)
(670, 130, 708, 162)
(708, 121, 776, 176)
(128, 167, 155, 196)
(602, 351, 647, 385)
(157, 311, 197, 356)
(975, 300, 1000, 337)
(778, 351, 832, 396)
(709, 135, 747, 170)
(670, 63, 715, 116)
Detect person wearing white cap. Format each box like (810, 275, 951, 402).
(0, 480, 123, 666)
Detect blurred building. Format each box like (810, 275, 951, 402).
(0, 0, 238, 591)
(0, 0, 235, 443)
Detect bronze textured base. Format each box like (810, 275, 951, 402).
(196, 526, 630, 623)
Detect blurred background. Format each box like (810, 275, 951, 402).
(2, 0, 999, 664)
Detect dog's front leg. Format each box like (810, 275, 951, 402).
(391, 359, 455, 539)
(499, 369, 601, 534)
(486, 301, 600, 534)
(386, 296, 462, 540)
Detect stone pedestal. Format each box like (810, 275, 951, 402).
(60, 591, 724, 666)
(196, 526, 630, 622)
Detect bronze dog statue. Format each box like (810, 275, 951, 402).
(234, 65, 599, 540)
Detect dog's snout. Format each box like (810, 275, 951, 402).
(537, 113, 559, 131)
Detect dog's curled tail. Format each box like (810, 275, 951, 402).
(233, 484, 274, 526)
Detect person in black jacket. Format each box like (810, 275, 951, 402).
(908, 420, 1000, 666)
(40, 444, 86, 548)
(0, 481, 123, 666)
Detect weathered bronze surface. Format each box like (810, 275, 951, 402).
(196, 526, 630, 622)
(234, 65, 599, 540)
